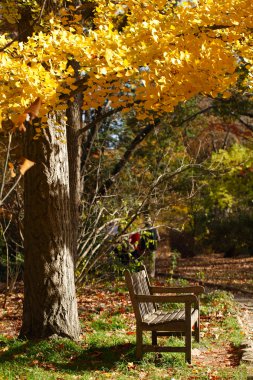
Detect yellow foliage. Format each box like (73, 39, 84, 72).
(0, 0, 252, 128)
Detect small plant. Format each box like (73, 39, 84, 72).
(170, 250, 180, 273)
(201, 290, 236, 317)
(167, 250, 181, 284)
(176, 278, 189, 286)
(196, 270, 205, 282)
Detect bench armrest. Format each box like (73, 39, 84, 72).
(135, 294, 198, 304)
(150, 285, 205, 295)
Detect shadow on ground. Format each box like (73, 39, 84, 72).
(59, 343, 136, 371)
(0, 339, 136, 372)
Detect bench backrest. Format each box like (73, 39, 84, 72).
(125, 268, 156, 322)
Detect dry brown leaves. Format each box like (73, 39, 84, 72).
(157, 251, 253, 294)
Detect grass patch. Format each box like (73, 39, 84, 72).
(91, 314, 127, 331)
(0, 288, 248, 379)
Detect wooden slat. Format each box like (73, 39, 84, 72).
(132, 271, 155, 317)
(136, 294, 198, 304)
(191, 309, 199, 324)
(150, 285, 205, 295)
(143, 308, 199, 326)
(143, 309, 184, 325)
(174, 309, 185, 321)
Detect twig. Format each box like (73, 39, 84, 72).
(0, 132, 12, 199)
(0, 175, 22, 206)
(77, 107, 123, 138)
(38, 0, 48, 23)
(176, 106, 214, 128)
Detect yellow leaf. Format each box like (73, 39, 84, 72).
(105, 48, 114, 65)
(20, 159, 35, 175)
(100, 67, 107, 75)
(69, 84, 78, 91)
(26, 97, 42, 119)
(223, 91, 231, 99)
(8, 162, 16, 178)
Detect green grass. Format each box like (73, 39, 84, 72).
(0, 289, 248, 380)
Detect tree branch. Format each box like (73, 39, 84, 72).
(0, 175, 22, 206)
(176, 106, 215, 128)
(0, 132, 13, 199)
(238, 117, 253, 132)
(98, 118, 161, 195)
(239, 112, 253, 118)
(77, 106, 123, 138)
(95, 106, 216, 197)
(38, 0, 48, 23)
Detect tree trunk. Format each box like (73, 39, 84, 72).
(66, 94, 83, 263)
(19, 113, 80, 340)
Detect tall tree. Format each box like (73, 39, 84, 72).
(0, 0, 252, 339)
(21, 113, 80, 339)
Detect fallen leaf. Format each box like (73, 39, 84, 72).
(0, 346, 9, 352)
(31, 359, 39, 366)
(127, 362, 136, 370)
(192, 348, 202, 356)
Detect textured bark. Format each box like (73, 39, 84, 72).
(20, 113, 80, 339)
(66, 94, 83, 262)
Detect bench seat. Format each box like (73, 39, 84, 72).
(143, 308, 199, 326)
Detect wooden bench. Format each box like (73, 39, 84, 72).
(125, 266, 204, 363)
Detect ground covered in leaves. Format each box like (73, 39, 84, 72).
(0, 272, 248, 379)
(1, 245, 252, 379)
(156, 245, 253, 295)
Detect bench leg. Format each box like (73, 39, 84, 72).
(185, 326, 192, 364)
(152, 331, 157, 345)
(194, 321, 200, 343)
(136, 327, 143, 360)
